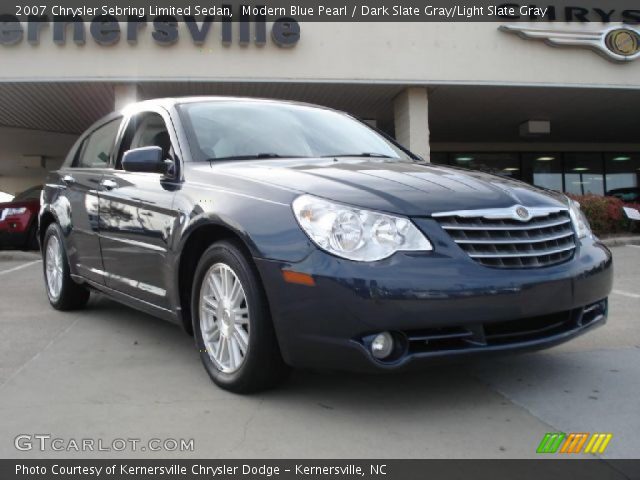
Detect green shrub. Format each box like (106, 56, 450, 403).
(568, 194, 639, 236)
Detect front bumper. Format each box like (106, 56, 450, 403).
(255, 235, 613, 372)
(0, 228, 28, 248)
(0, 213, 32, 248)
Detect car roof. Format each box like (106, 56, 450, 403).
(128, 96, 339, 112)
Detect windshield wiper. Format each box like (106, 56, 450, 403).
(207, 152, 395, 162)
(207, 153, 288, 162)
(321, 153, 394, 159)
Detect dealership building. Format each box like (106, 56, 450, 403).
(0, 10, 639, 198)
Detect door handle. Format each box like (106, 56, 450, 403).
(62, 175, 76, 185)
(100, 179, 119, 191)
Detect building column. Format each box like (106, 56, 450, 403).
(393, 87, 430, 161)
(114, 84, 140, 111)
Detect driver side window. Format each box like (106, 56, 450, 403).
(117, 112, 173, 169)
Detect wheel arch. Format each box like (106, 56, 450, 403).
(38, 209, 59, 251)
(176, 221, 260, 335)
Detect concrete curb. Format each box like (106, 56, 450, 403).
(600, 236, 640, 248)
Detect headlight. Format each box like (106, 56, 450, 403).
(4, 207, 27, 216)
(567, 199, 592, 239)
(292, 194, 432, 261)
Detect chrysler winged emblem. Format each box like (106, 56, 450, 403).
(515, 206, 530, 221)
(500, 24, 640, 62)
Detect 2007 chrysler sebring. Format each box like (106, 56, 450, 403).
(39, 97, 613, 392)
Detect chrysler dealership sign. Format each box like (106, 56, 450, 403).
(501, 24, 640, 62)
(0, 9, 301, 47)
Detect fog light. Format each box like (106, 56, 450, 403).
(371, 332, 394, 359)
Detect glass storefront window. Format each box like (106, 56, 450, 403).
(428, 151, 640, 198)
(521, 153, 563, 192)
(605, 153, 640, 201)
(563, 153, 604, 196)
(450, 153, 521, 179)
(429, 152, 447, 165)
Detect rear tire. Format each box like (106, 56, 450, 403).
(191, 240, 289, 393)
(43, 223, 90, 311)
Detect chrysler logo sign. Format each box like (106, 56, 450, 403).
(605, 28, 640, 57)
(501, 24, 640, 62)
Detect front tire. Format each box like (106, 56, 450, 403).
(43, 223, 90, 310)
(191, 241, 289, 393)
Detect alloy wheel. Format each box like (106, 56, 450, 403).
(199, 263, 250, 373)
(45, 235, 64, 300)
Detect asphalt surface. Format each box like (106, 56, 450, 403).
(0, 246, 638, 460)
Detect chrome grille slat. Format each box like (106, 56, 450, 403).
(468, 244, 576, 259)
(437, 217, 571, 231)
(455, 231, 575, 245)
(435, 209, 577, 269)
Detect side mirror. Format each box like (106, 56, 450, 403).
(122, 147, 165, 174)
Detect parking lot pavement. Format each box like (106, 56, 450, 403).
(0, 247, 638, 459)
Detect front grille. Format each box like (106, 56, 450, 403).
(435, 210, 577, 268)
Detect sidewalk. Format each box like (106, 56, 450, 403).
(600, 235, 640, 248)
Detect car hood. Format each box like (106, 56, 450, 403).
(190, 158, 568, 216)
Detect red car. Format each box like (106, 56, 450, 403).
(0, 185, 42, 250)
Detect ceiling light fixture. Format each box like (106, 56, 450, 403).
(536, 156, 555, 161)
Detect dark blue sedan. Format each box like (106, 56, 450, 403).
(39, 97, 613, 392)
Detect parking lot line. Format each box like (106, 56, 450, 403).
(612, 289, 640, 299)
(0, 259, 41, 276)
(626, 245, 640, 250)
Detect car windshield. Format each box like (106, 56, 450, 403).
(178, 101, 413, 162)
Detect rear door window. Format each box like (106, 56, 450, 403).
(73, 119, 121, 168)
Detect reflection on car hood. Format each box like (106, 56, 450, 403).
(188, 158, 567, 216)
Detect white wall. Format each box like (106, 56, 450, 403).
(0, 23, 638, 89)
(0, 127, 77, 195)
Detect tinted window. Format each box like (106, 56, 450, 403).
(450, 153, 521, 179)
(564, 153, 604, 196)
(178, 102, 411, 162)
(74, 119, 121, 168)
(429, 152, 448, 164)
(522, 153, 563, 192)
(605, 153, 640, 197)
